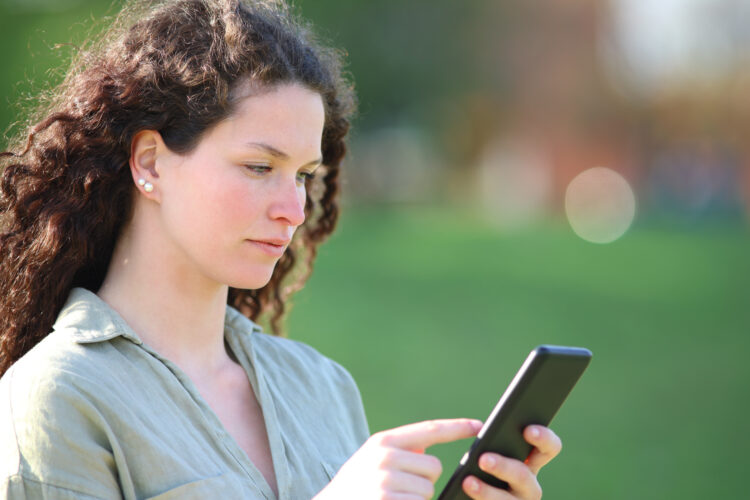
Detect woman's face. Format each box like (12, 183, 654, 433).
(155, 83, 325, 290)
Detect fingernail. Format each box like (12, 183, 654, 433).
(472, 420, 484, 431)
(466, 477, 480, 493)
(529, 426, 541, 438)
(481, 454, 496, 469)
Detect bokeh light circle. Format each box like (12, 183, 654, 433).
(565, 167, 636, 244)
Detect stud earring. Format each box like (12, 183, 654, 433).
(137, 178, 154, 193)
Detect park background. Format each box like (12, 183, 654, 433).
(1, 0, 748, 498)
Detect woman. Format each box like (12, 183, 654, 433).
(0, 0, 562, 498)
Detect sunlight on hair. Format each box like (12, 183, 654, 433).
(565, 167, 636, 244)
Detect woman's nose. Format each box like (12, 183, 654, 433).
(269, 177, 306, 227)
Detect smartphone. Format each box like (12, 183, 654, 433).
(437, 345, 592, 500)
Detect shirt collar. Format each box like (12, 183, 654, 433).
(53, 287, 262, 345)
(53, 288, 144, 344)
(223, 301, 264, 339)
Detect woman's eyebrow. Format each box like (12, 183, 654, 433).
(246, 141, 289, 159)
(245, 141, 322, 167)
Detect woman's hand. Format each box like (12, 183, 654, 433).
(461, 425, 562, 500)
(313, 418, 483, 500)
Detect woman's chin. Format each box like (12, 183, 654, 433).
(225, 268, 276, 291)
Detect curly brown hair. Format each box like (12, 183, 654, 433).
(0, 0, 355, 376)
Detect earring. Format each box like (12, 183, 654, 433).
(138, 178, 154, 193)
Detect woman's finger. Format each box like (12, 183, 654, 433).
(375, 418, 483, 452)
(476, 453, 541, 500)
(523, 425, 562, 475)
(381, 448, 443, 483)
(461, 475, 515, 500)
(382, 470, 436, 499)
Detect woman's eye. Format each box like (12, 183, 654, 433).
(296, 171, 315, 183)
(244, 164, 272, 175)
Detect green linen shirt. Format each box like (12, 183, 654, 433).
(0, 288, 369, 499)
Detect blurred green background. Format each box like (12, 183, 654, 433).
(2, 0, 749, 498)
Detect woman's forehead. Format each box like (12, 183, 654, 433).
(207, 84, 325, 152)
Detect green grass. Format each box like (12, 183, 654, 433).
(288, 204, 750, 499)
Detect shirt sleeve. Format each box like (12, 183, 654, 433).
(324, 356, 371, 448)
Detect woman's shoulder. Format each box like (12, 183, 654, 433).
(1, 325, 111, 398)
(224, 306, 370, 450)
(0, 288, 155, 440)
(225, 305, 355, 382)
(258, 332, 362, 398)
(0, 319, 129, 437)
(0, 333, 124, 496)
(224, 306, 364, 411)
(259, 331, 353, 378)
(1, 289, 144, 393)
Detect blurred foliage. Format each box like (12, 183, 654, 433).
(3, 1, 749, 220)
(0, 0, 117, 141)
(0, 0, 491, 137)
(299, 0, 480, 127)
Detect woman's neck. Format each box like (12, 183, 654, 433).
(97, 207, 235, 377)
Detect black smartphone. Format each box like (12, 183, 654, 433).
(437, 345, 592, 500)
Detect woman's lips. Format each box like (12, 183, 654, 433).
(246, 239, 289, 257)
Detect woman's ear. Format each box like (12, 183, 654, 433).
(129, 130, 167, 202)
